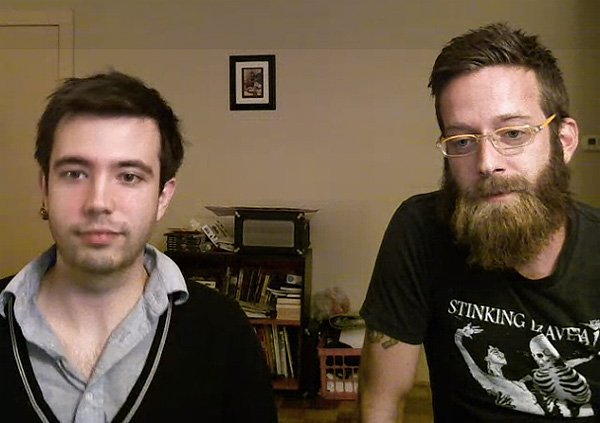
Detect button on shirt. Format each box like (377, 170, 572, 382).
(0, 245, 188, 423)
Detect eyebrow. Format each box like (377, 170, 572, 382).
(52, 156, 154, 176)
(444, 114, 534, 134)
(52, 156, 90, 170)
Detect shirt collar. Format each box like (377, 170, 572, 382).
(0, 244, 189, 318)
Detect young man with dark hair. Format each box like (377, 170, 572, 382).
(0, 71, 277, 422)
(360, 23, 600, 421)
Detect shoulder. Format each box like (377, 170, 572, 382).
(0, 276, 13, 288)
(390, 191, 445, 226)
(384, 191, 451, 243)
(573, 201, 600, 225)
(397, 190, 442, 212)
(570, 201, 600, 254)
(175, 282, 246, 324)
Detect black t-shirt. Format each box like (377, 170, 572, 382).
(361, 191, 600, 421)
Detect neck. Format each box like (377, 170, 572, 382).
(36, 256, 149, 380)
(37, 254, 148, 335)
(487, 364, 504, 377)
(514, 224, 567, 280)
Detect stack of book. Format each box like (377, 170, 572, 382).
(225, 267, 279, 305)
(238, 300, 275, 319)
(267, 284, 301, 321)
(255, 325, 296, 378)
(275, 297, 301, 321)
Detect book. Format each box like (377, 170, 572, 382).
(282, 327, 295, 379)
(272, 324, 281, 375)
(188, 277, 217, 290)
(258, 274, 271, 305)
(235, 268, 244, 300)
(280, 286, 302, 293)
(277, 297, 301, 305)
(278, 327, 288, 378)
(276, 303, 301, 321)
(238, 300, 274, 319)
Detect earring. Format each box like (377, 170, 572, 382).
(39, 204, 49, 220)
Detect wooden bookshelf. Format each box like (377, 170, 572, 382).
(166, 249, 311, 392)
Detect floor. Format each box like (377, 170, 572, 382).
(277, 383, 433, 422)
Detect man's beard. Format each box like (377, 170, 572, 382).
(440, 143, 572, 270)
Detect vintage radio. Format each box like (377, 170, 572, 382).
(205, 206, 317, 255)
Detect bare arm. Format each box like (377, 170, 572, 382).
(359, 328, 421, 422)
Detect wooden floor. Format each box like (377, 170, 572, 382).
(277, 383, 433, 422)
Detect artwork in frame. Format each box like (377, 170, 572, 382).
(229, 55, 276, 110)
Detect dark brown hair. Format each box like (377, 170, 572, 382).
(428, 23, 569, 133)
(35, 71, 185, 190)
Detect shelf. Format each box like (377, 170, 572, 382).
(249, 318, 301, 326)
(272, 377, 300, 391)
(166, 250, 306, 266)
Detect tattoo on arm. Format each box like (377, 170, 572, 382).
(367, 329, 399, 349)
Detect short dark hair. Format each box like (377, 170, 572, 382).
(35, 71, 185, 190)
(428, 23, 569, 133)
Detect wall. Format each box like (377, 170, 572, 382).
(1, 0, 599, 382)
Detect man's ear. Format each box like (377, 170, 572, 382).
(156, 178, 176, 221)
(558, 117, 579, 163)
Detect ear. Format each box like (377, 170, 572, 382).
(558, 117, 579, 163)
(156, 178, 177, 221)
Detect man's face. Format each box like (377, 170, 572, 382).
(440, 66, 553, 196)
(42, 115, 175, 275)
(438, 66, 575, 270)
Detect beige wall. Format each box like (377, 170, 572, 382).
(1, 0, 599, 381)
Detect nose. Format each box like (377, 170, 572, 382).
(83, 176, 114, 216)
(476, 135, 506, 176)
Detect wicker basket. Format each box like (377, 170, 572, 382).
(318, 345, 361, 400)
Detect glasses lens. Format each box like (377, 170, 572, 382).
(495, 127, 534, 149)
(444, 136, 478, 156)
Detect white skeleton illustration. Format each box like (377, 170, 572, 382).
(454, 324, 597, 417)
(527, 334, 594, 417)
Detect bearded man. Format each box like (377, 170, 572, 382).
(359, 23, 600, 422)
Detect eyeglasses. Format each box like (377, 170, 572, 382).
(436, 114, 556, 158)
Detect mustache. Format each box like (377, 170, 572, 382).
(465, 176, 533, 200)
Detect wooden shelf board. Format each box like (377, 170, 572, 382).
(249, 318, 301, 326)
(273, 377, 300, 390)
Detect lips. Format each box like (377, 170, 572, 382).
(77, 229, 122, 246)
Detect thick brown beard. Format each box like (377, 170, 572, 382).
(441, 142, 572, 270)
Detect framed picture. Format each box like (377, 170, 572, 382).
(229, 55, 276, 110)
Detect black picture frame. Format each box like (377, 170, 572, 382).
(229, 55, 276, 110)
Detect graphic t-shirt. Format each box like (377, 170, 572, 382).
(360, 191, 600, 421)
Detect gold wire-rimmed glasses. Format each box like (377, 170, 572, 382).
(436, 114, 557, 158)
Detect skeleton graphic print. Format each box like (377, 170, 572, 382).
(456, 323, 597, 418)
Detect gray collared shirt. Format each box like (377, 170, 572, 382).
(0, 244, 188, 423)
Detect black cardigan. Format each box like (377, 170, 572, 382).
(0, 277, 278, 422)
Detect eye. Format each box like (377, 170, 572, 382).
(62, 170, 86, 180)
(445, 136, 477, 154)
(120, 173, 141, 184)
(497, 127, 530, 144)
